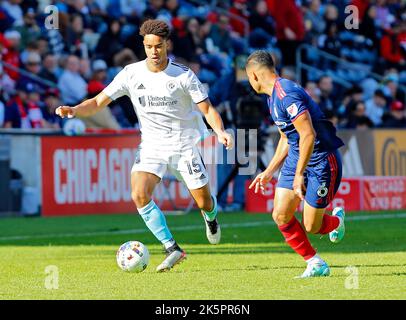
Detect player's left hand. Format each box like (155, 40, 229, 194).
(218, 131, 234, 150)
(293, 174, 306, 200)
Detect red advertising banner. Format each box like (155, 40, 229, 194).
(325, 178, 362, 212)
(245, 179, 278, 213)
(41, 134, 217, 216)
(362, 177, 406, 211)
(41, 135, 140, 216)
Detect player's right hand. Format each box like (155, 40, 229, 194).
(55, 106, 76, 118)
(249, 170, 273, 194)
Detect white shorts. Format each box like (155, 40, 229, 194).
(131, 144, 209, 190)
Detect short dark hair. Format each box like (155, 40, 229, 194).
(139, 19, 170, 39)
(246, 50, 275, 69)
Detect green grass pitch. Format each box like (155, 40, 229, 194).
(0, 211, 405, 300)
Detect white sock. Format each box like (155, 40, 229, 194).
(163, 239, 176, 249)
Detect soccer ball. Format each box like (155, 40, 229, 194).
(63, 118, 86, 136)
(116, 241, 149, 272)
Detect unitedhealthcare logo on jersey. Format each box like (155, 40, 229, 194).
(138, 96, 178, 108)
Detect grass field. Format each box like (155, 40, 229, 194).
(0, 211, 405, 300)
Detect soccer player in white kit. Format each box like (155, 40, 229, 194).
(56, 20, 233, 272)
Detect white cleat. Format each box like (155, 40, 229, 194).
(329, 207, 346, 244)
(296, 261, 331, 278)
(156, 245, 186, 272)
(203, 217, 221, 245)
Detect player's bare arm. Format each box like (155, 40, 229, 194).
(249, 129, 289, 194)
(291, 111, 316, 200)
(197, 98, 234, 150)
(55, 91, 112, 118)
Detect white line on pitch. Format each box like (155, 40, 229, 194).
(0, 212, 405, 241)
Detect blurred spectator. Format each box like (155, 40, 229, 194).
(229, 0, 249, 37)
(248, 0, 275, 49)
(365, 89, 388, 126)
(64, 13, 86, 56)
(1, 0, 24, 27)
(351, 0, 370, 22)
(79, 56, 91, 79)
(304, 0, 326, 42)
(345, 101, 374, 129)
(120, 0, 146, 21)
(339, 85, 364, 119)
(17, 51, 46, 92)
(382, 70, 405, 102)
(318, 22, 341, 58)
(3, 81, 44, 128)
(359, 5, 380, 47)
(20, 40, 40, 65)
(186, 18, 206, 56)
(79, 58, 121, 129)
(305, 81, 321, 105)
(207, 14, 232, 55)
(41, 87, 62, 129)
(0, 0, 404, 134)
(323, 4, 339, 29)
(165, 0, 180, 19)
(171, 17, 197, 61)
(143, 0, 165, 20)
(380, 22, 406, 69)
(268, 0, 305, 66)
(2, 29, 21, 80)
(13, 7, 40, 50)
(58, 55, 87, 105)
(38, 52, 58, 84)
(0, 6, 15, 32)
(0, 61, 15, 100)
(94, 18, 124, 66)
(381, 100, 406, 128)
(317, 75, 335, 114)
(375, 0, 395, 30)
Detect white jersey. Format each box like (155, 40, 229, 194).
(103, 59, 209, 150)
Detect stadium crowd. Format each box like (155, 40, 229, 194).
(0, 0, 405, 212)
(0, 0, 405, 130)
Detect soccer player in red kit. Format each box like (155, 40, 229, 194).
(246, 50, 346, 278)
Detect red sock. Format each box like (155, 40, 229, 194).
(278, 216, 316, 261)
(317, 214, 340, 235)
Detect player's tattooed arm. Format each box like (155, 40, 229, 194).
(291, 111, 316, 199)
(56, 92, 112, 118)
(197, 98, 234, 150)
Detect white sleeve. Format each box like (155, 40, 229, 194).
(103, 68, 129, 100)
(185, 70, 208, 104)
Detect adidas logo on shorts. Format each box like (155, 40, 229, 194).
(137, 84, 145, 89)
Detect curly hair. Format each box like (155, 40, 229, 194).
(139, 19, 170, 39)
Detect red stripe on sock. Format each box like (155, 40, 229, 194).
(278, 216, 316, 261)
(317, 213, 340, 234)
(327, 154, 338, 203)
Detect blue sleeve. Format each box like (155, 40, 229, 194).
(281, 88, 309, 122)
